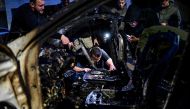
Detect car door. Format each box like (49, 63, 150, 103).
(0, 0, 111, 109)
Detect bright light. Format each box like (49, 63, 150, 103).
(104, 32, 111, 41)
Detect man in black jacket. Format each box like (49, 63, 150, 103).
(9, 0, 47, 41)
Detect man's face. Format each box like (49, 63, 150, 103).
(161, 0, 169, 8)
(34, 0, 45, 14)
(91, 54, 101, 63)
(128, 21, 138, 28)
(118, 0, 126, 9)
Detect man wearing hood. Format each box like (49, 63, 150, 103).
(157, 0, 181, 28)
(123, 4, 144, 61)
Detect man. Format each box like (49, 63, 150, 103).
(64, 46, 116, 80)
(111, 0, 128, 17)
(63, 46, 116, 95)
(64, 46, 116, 75)
(157, 0, 181, 28)
(9, 0, 47, 41)
(124, 4, 144, 61)
(89, 46, 116, 71)
(113, 0, 128, 31)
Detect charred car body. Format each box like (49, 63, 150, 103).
(0, 0, 189, 109)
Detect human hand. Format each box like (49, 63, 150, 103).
(68, 42, 74, 49)
(161, 22, 167, 26)
(93, 38, 99, 46)
(61, 34, 71, 45)
(83, 68, 91, 72)
(108, 65, 116, 71)
(127, 35, 139, 42)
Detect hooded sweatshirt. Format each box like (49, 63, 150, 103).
(157, 0, 181, 28)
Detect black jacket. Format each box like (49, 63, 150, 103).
(10, 3, 47, 40)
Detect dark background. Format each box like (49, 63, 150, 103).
(0, 1, 189, 108)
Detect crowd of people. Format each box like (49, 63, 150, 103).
(8, 0, 184, 108)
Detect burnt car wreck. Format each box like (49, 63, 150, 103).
(0, 0, 189, 109)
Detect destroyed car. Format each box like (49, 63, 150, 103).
(0, 0, 189, 109)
